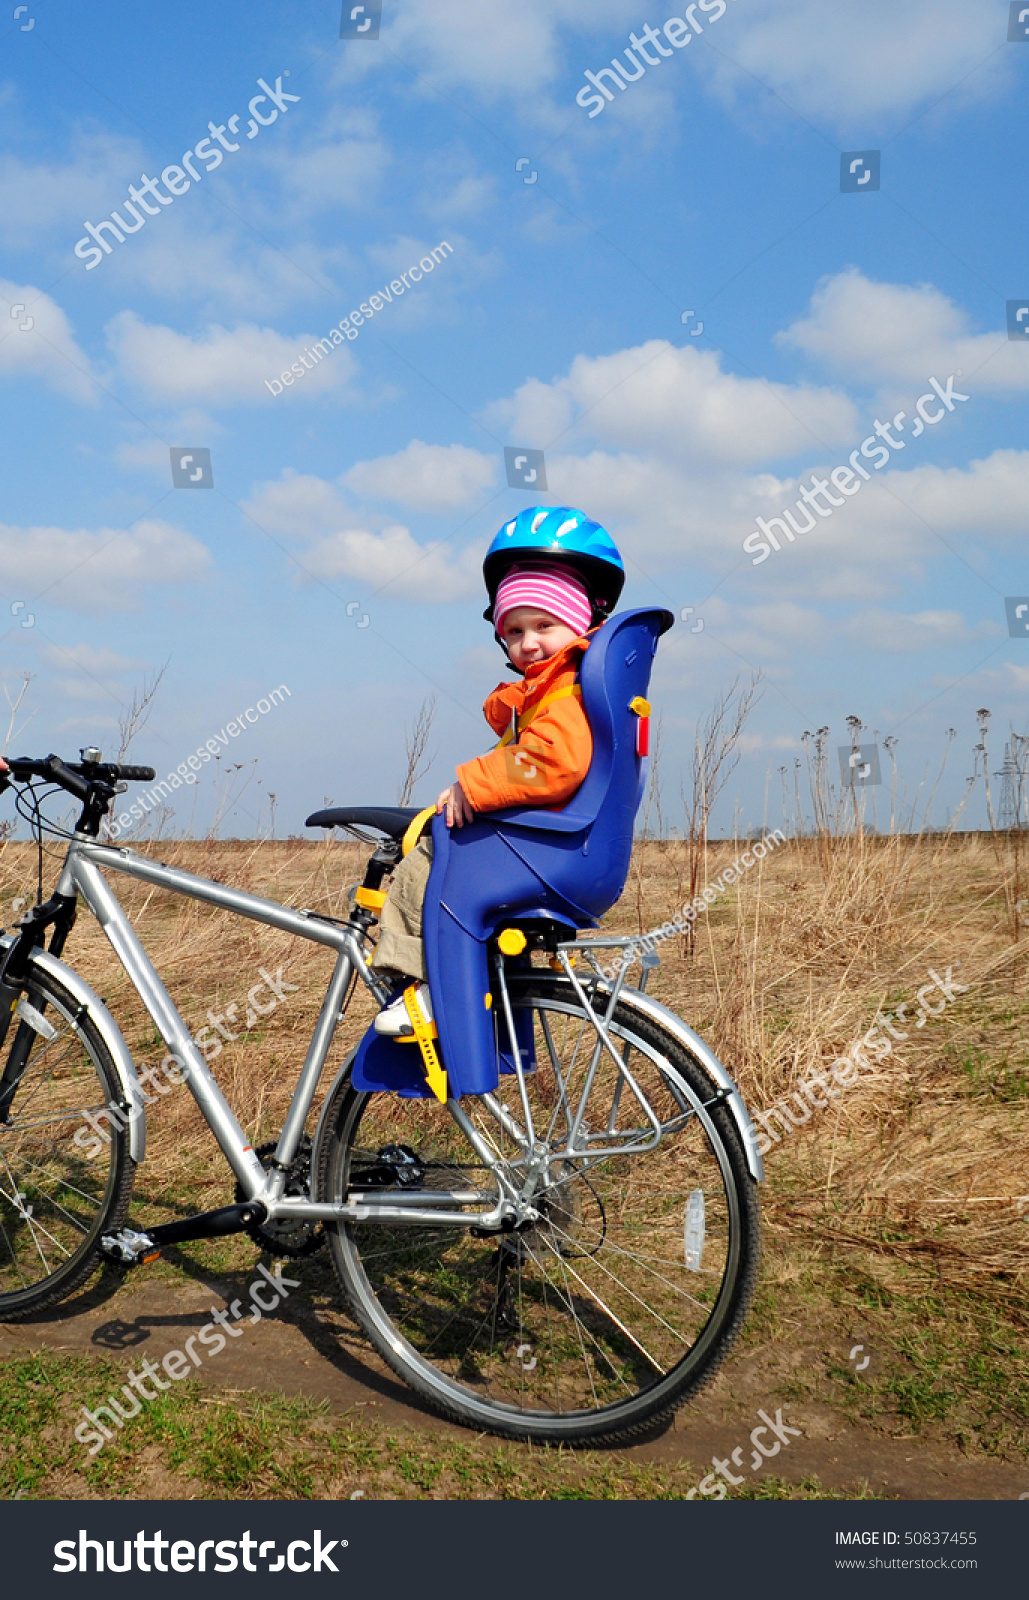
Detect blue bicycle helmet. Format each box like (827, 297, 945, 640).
(483, 506, 625, 626)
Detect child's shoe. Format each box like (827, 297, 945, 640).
(374, 982, 434, 1037)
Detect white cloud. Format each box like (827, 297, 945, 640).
(344, 440, 495, 511)
(51, 676, 122, 702)
(780, 269, 1026, 393)
(0, 518, 211, 611)
(262, 109, 390, 213)
(695, 0, 1014, 135)
(734, 449, 1029, 596)
(737, 733, 802, 755)
(39, 643, 140, 673)
(841, 608, 999, 653)
(0, 133, 143, 247)
(242, 471, 359, 540)
(114, 438, 176, 474)
(82, 202, 356, 318)
(301, 524, 481, 602)
(484, 339, 857, 466)
(346, 0, 629, 106)
(106, 311, 358, 405)
(333, 0, 1011, 137)
(242, 469, 482, 600)
(0, 279, 95, 401)
(722, 599, 833, 660)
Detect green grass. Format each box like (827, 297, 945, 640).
(734, 1474, 880, 1501)
(955, 1046, 1029, 1102)
(0, 1350, 863, 1502)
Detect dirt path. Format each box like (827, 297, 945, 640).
(2, 1260, 1024, 1501)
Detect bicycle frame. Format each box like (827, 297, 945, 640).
(28, 837, 756, 1239)
(43, 838, 531, 1231)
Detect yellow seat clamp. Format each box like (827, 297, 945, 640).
(629, 696, 651, 717)
(498, 928, 527, 956)
(354, 886, 387, 910)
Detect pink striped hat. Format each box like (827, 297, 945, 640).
(493, 564, 592, 637)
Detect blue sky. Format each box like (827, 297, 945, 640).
(0, 0, 1026, 839)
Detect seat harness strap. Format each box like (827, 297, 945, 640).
(497, 682, 582, 749)
(401, 805, 436, 858)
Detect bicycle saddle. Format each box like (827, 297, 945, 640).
(305, 805, 420, 841)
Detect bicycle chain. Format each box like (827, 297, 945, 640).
(235, 1136, 325, 1259)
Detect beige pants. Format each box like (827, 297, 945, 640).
(370, 838, 433, 981)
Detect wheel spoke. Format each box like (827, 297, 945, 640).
(328, 974, 758, 1439)
(0, 975, 131, 1310)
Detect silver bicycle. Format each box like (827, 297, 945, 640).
(0, 750, 763, 1444)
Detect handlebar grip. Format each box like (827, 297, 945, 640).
(117, 766, 157, 782)
(46, 756, 91, 801)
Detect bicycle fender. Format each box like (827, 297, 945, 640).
(310, 1042, 360, 1188)
(610, 987, 764, 1183)
(0, 936, 146, 1162)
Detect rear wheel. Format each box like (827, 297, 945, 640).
(0, 961, 135, 1317)
(318, 972, 760, 1444)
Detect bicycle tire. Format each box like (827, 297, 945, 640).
(0, 959, 135, 1318)
(317, 972, 760, 1444)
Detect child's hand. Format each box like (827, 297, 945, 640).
(436, 781, 475, 829)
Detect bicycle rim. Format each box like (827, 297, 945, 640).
(323, 976, 759, 1442)
(0, 966, 133, 1314)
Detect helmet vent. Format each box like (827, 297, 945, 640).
(505, 521, 516, 536)
(554, 517, 578, 537)
(531, 511, 547, 533)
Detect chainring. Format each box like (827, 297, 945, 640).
(235, 1137, 325, 1258)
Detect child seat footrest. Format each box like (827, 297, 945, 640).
(397, 984, 448, 1102)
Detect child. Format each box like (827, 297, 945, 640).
(373, 506, 625, 1036)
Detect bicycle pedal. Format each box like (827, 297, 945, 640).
(99, 1227, 161, 1267)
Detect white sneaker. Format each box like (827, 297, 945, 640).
(374, 982, 434, 1037)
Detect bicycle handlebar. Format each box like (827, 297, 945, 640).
(110, 765, 157, 783)
(0, 754, 157, 798)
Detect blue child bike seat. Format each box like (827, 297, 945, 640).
(353, 606, 674, 1099)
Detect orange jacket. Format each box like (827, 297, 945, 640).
(457, 634, 594, 812)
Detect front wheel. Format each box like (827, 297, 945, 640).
(0, 959, 135, 1317)
(317, 973, 760, 1444)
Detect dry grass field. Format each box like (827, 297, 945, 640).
(0, 825, 1026, 1500)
